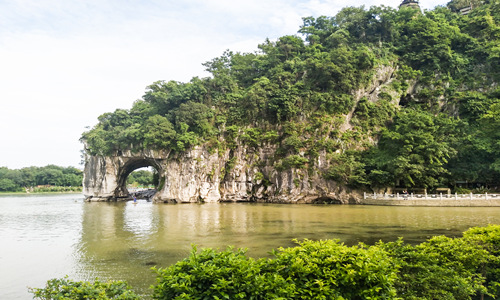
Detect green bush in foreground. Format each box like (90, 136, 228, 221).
(153, 241, 398, 299)
(463, 225, 500, 298)
(153, 246, 291, 299)
(31, 225, 500, 299)
(29, 277, 140, 300)
(380, 236, 490, 299)
(268, 239, 398, 299)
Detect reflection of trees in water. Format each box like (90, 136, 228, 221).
(76, 202, 159, 292)
(76, 203, 298, 281)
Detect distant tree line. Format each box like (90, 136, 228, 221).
(126, 169, 156, 187)
(0, 165, 83, 192)
(81, 0, 500, 191)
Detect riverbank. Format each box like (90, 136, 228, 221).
(0, 190, 82, 196)
(361, 192, 500, 206)
(360, 198, 500, 206)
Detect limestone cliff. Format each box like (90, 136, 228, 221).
(83, 144, 358, 204)
(83, 65, 400, 204)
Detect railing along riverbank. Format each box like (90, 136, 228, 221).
(361, 192, 500, 206)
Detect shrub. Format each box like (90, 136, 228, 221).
(269, 239, 398, 299)
(325, 152, 368, 187)
(152, 241, 398, 300)
(240, 128, 263, 148)
(29, 277, 140, 300)
(462, 225, 500, 298)
(32, 186, 83, 193)
(276, 155, 309, 170)
(254, 172, 264, 181)
(454, 187, 471, 194)
(152, 246, 291, 299)
(379, 235, 490, 300)
(282, 135, 303, 153)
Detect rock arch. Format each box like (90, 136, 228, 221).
(115, 157, 163, 200)
(83, 150, 167, 201)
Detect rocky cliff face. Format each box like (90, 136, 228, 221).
(83, 64, 400, 204)
(83, 144, 361, 204)
(82, 154, 120, 201)
(161, 143, 361, 204)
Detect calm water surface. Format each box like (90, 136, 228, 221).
(1, 193, 499, 299)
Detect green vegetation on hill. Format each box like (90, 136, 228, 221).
(81, 0, 500, 191)
(0, 165, 83, 192)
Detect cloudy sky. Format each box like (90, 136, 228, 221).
(0, 0, 448, 169)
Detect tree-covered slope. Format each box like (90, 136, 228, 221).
(81, 1, 500, 191)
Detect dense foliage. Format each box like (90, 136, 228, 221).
(34, 225, 500, 299)
(126, 169, 155, 187)
(153, 226, 500, 299)
(152, 241, 398, 299)
(81, 0, 500, 191)
(29, 277, 140, 300)
(0, 165, 83, 192)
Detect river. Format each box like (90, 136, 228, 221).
(1, 193, 499, 299)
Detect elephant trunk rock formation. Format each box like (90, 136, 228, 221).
(82, 66, 399, 204)
(82, 145, 360, 204)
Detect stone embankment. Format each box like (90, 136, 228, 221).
(361, 192, 500, 206)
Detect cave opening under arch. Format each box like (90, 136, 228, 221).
(113, 158, 164, 200)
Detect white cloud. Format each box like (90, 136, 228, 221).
(0, 0, 449, 169)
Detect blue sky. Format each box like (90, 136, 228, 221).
(0, 0, 449, 169)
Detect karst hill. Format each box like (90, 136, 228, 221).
(81, 0, 500, 202)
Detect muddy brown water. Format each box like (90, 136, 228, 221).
(1, 194, 499, 298)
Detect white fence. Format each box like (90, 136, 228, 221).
(364, 192, 500, 201)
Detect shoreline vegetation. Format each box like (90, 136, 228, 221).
(0, 187, 82, 195)
(0, 165, 83, 193)
(30, 224, 500, 300)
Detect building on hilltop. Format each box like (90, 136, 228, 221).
(399, 0, 421, 10)
(447, 0, 486, 14)
(459, 6, 473, 14)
